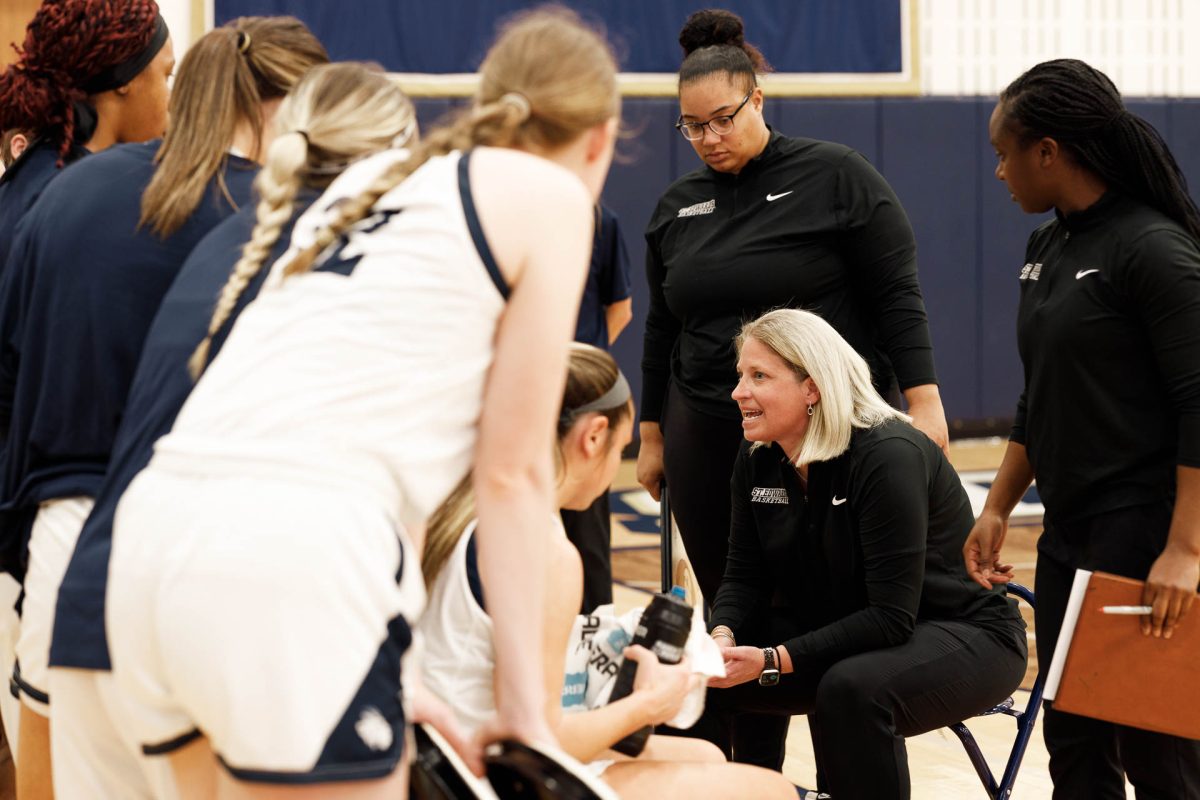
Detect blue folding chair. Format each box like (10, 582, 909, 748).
(948, 583, 1045, 799)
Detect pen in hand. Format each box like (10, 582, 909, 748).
(1101, 605, 1153, 615)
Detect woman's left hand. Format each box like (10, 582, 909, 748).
(1141, 544, 1200, 639)
(708, 645, 765, 689)
(904, 384, 950, 457)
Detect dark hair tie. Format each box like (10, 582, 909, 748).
(237, 31, 252, 54)
(291, 129, 310, 145)
(82, 14, 170, 94)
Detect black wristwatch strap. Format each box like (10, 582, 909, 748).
(762, 646, 777, 673)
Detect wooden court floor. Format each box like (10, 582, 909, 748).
(604, 438, 1106, 799)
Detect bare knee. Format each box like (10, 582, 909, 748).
(673, 737, 726, 763)
(640, 734, 726, 763)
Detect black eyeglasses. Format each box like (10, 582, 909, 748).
(675, 94, 751, 141)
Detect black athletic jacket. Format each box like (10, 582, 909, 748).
(641, 131, 938, 422)
(709, 419, 1020, 668)
(1012, 192, 1200, 526)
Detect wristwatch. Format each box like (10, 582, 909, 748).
(758, 647, 781, 687)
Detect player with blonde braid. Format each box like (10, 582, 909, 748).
(0, 16, 328, 797)
(280, 16, 609, 281)
(189, 62, 416, 376)
(103, 7, 621, 796)
(46, 62, 417, 797)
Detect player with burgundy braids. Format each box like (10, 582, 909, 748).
(0, 0, 173, 268)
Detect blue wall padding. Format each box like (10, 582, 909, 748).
(215, 0, 903, 74)
(414, 96, 1200, 430)
(880, 99, 981, 420)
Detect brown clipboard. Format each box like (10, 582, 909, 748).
(1049, 571, 1200, 740)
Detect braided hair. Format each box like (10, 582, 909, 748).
(0, 0, 161, 164)
(189, 63, 416, 378)
(278, 6, 618, 280)
(1000, 59, 1200, 241)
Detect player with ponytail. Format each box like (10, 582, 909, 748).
(104, 7, 621, 795)
(0, 16, 327, 796)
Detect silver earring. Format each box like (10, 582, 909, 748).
(806, 404, 814, 417)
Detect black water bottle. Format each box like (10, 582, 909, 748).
(608, 585, 693, 756)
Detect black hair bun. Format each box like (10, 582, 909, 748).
(679, 9, 746, 56)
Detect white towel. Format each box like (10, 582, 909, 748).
(561, 603, 726, 729)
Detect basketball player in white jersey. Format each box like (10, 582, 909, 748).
(420, 344, 799, 799)
(104, 8, 621, 797)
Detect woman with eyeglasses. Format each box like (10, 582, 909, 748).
(638, 9, 948, 768)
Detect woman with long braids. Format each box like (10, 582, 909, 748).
(48, 61, 410, 797)
(104, 7, 619, 795)
(0, 17, 327, 796)
(969, 58, 1200, 796)
(0, 0, 174, 267)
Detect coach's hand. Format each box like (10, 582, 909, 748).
(637, 422, 665, 501)
(1142, 544, 1200, 639)
(708, 645, 764, 689)
(964, 512, 1014, 588)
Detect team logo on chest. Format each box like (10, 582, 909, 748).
(1019, 262, 1043, 281)
(677, 199, 716, 218)
(750, 487, 789, 504)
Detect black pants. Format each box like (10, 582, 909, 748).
(1036, 501, 1200, 799)
(560, 493, 612, 614)
(660, 383, 742, 603)
(685, 615, 1026, 800)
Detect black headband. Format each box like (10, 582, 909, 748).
(83, 14, 169, 95)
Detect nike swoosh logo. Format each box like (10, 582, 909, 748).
(1075, 269, 1099, 279)
(831, 496, 847, 506)
(766, 191, 794, 202)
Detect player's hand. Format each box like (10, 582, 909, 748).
(964, 511, 1014, 588)
(1142, 545, 1200, 639)
(412, 685, 483, 775)
(627, 645, 697, 725)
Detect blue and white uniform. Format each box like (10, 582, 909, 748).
(420, 522, 497, 735)
(52, 192, 318, 674)
(47, 193, 319, 797)
(0, 141, 256, 720)
(106, 149, 509, 783)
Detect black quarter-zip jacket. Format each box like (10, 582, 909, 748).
(1012, 193, 1200, 526)
(709, 420, 1019, 667)
(642, 131, 938, 422)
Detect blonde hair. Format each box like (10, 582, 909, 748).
(422, 343, 632, 588)
(188, 62, 416, 377)
(140, 16, 328, 237)
(278, 5, 619, 280)
(736, 309, 909, 465)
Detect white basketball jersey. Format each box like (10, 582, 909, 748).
(419, 521, 496, 734)
(162, 150, 507, 526)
